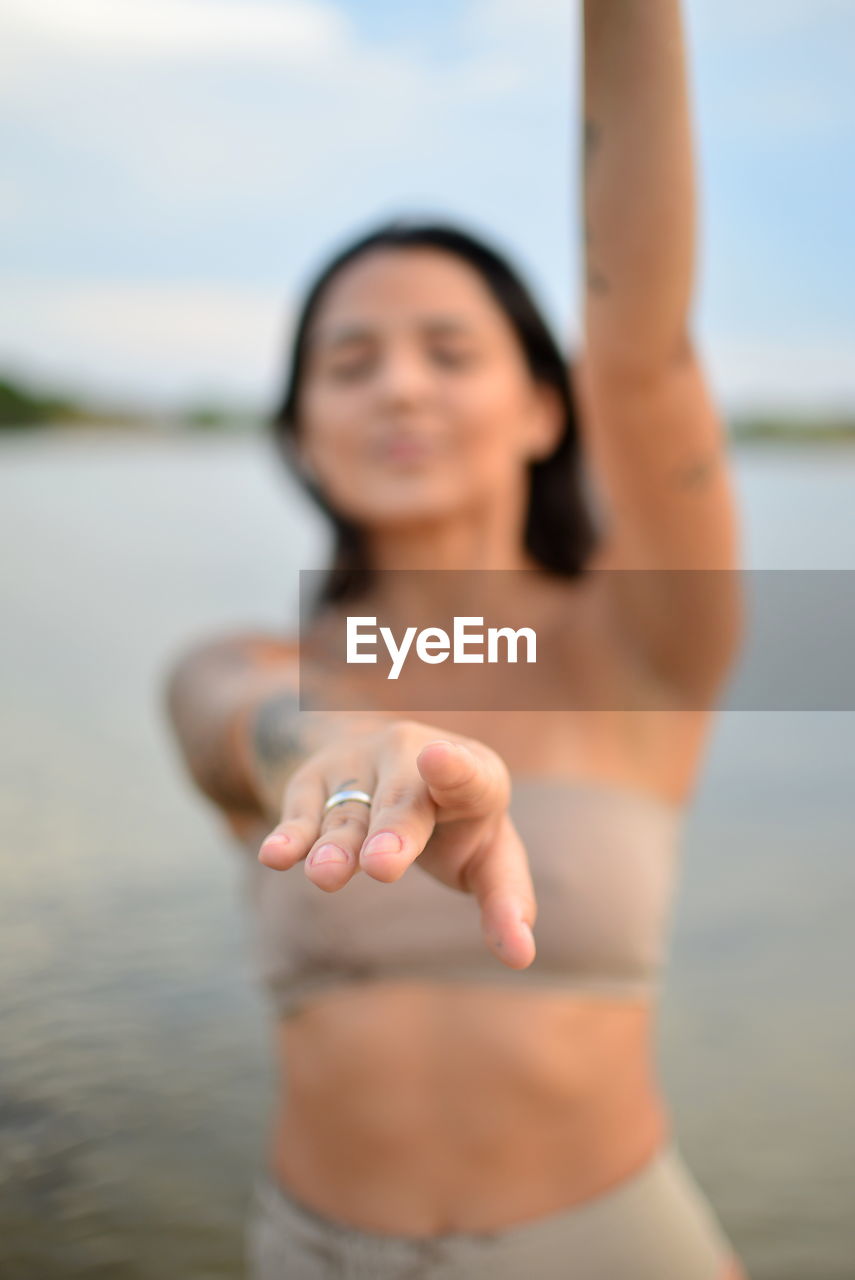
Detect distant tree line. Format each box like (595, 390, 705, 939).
(726, 415, 855, 443)
(2, 369, 854, 442)
(0, 372, 257, 432)
(0, 376, 81, 427)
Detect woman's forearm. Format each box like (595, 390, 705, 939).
(582, 0, 696, 376)
(232, 686, 397, 827)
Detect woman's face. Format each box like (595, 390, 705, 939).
(295, 247, 562, 528)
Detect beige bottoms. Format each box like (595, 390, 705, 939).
(244, 1141, 736, 1279)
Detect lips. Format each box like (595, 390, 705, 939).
(378, 438, 435, 463)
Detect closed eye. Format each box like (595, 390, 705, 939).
(430, 348, 478, 369)
(327, 356, 375, 382)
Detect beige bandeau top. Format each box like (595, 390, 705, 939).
(236, 776, 685, 1019)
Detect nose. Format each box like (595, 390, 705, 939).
(372, 347, 432, 406)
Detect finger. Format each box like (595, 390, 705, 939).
(461, 814, 537, 970)
(304, 780, 376, 892)
(257, 767, 326, 869)
(415, 739, 509, 823)
(358, 773, 437, 883)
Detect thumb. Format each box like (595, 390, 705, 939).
(416, 740, 501, 820)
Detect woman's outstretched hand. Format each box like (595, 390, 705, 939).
(257, 719, 536, 970)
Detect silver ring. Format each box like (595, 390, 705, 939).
(323, 788, 373, 816)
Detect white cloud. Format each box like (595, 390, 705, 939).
(705, 336, 855, 415)
(0, 1, 578, 410)
(0, 7, 442, 232)
(1, 0, 349, 64)
(0, 0, 574, 236)
(0, 0, 480, 208)
(0, 280, 290, 407)
(0, 0, 851, 412)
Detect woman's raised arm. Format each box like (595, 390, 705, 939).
(577, 0, 743, 702)
(582, 0, 695, 373)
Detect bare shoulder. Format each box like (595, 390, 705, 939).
(162, 627, 299, 811)
(163, 628, 298, 703)
(163, 626, 300, 762)
(167, 627, 297, 670)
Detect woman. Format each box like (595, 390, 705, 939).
(164, 2, 748, 1276)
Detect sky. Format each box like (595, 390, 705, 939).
(1, 0, 853, 415)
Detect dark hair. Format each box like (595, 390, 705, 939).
(270, 217, 601, 613)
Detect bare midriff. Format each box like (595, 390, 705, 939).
(266, 982, 669, 1237)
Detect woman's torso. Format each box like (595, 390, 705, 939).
(228, 576, 714, 1236)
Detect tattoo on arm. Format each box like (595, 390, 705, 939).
(670, 448, 721, 490)
(583, 117, 612, 294)
(245, 690, 366, 818)
(254, 689, 303, 767)
(584, 118, 601, 170)
(586, 268, 612, 296)
(248, 688, 310, 813)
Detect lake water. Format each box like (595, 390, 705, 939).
(1, 429, 853, 1279)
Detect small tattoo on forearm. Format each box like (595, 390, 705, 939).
(586, 267, 612, 295)
(251, 689, 307, 799)
(672, 450, 720, 490)
(584, 118, 601, 169)
(254, 690, 302, 763)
